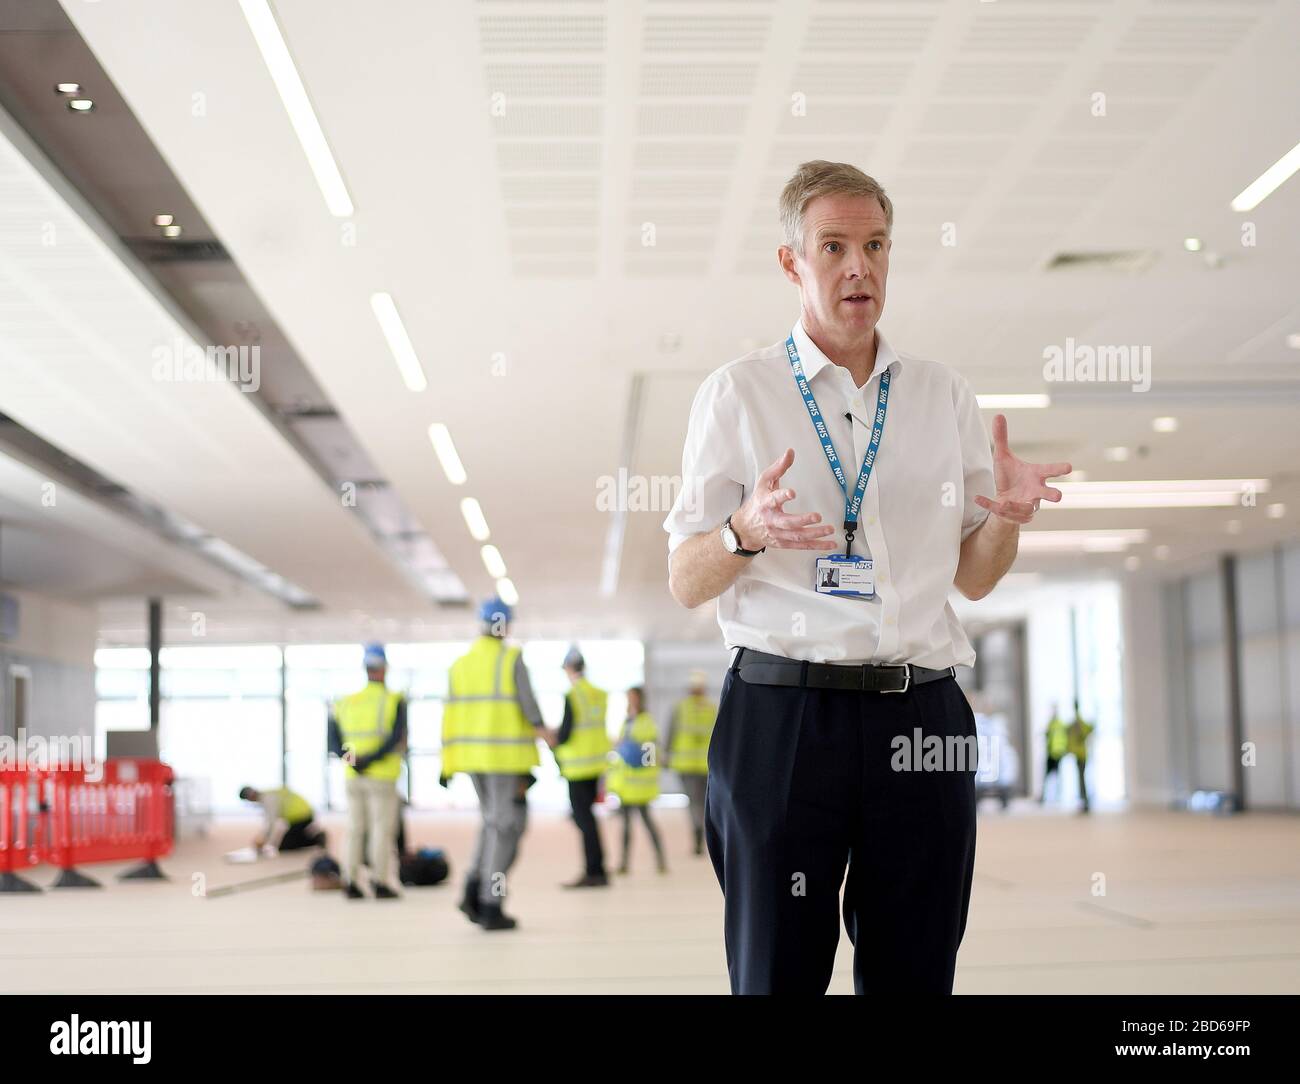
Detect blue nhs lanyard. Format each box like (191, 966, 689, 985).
(785, 334, 891, 557)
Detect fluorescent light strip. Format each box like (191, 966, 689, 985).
(370, 292, 427, 391)
(1052, 492, 1246, 509)
(1018, 529, 1148, 553)
(460, 497, 491, 541)
(495, 577, 519, 606)
(1056, 479, 1269, 493)
(1231, 138, 1300, 212)
(428, 423, 467, 485)
(481, 544, 507, 579)
(1049, 478, 1269, 509)
(239, 0, 354, 217)
(976, 394, 1050, 409)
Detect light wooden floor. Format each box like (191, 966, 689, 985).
(3, 803, 1298, 994)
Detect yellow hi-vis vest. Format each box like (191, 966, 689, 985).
(670, 695, 716, 775)
(1067, 715, 1094, 761)
(442, 636, 540, 776)
(271, 787, 312, 824)
(1046, 715, 1069, 759)
(607, 712, 659, 806)
(335, 681, 403, 781)
(556, 677, 610, 781)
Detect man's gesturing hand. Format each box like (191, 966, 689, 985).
(974, 414, 1072, 526)
(730, 448, 838, 552)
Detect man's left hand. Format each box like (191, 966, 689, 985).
(974, 414, 1071, 525)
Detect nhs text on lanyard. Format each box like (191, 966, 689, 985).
(785, 334, 891, 600)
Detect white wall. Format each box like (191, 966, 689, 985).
(1122, 578, 1175, 806)
(0, 587, 97, 741)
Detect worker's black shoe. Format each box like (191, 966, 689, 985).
(344, 882, 364, 900)
(373, 883, 400, 899)
(693, 829, 704, 856)
(562, 873, 609, 889)
(458, 880, 482, 924)
(478, 901, 518, 931)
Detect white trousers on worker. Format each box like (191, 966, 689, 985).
(345, 774, 398, 888)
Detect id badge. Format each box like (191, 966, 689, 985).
(815, 554, 874, 599)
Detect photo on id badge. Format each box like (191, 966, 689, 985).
(815, 553, 874, 599)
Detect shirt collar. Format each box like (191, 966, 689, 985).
(790, 319, 900, 388)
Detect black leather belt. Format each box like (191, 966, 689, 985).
(730, 647, 954, 694)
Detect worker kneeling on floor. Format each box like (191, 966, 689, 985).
(239, 785, 327, 853)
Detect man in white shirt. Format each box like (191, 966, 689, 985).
(663, 160, 1069, 995)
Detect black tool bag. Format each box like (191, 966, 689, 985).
(399, 847, 450, 886)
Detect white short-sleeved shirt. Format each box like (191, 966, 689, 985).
(663, 319, 994, 668)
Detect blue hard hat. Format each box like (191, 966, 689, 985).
(479, 597, 512, 625)
(362, 642, 387, 667)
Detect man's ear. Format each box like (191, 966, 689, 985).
(777, 245, 801, 286)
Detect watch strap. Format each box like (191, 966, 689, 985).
(724, 514, 765, 557)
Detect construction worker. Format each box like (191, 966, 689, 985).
(327, 643, 406, 900)
(552, 646, 611, 888)
(238, 785, 326, 852)
(1038, 704, 1068, 804)
(441, 598, 546, 931)
(665, 669, 717, 856)
(1067, 700, 1095, 814)
(607, 686, 666, 875)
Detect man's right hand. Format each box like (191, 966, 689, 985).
(729, 448, 837, 552)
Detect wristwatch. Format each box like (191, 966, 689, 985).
(721, 513, 765, 557)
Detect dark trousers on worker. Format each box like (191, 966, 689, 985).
(567, 777, 606, 877)
(705, 668, 978, 995)
(278, 819, 326, 852)
(619, 804, 665, 870)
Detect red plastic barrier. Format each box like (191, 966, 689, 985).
(0, 759, 173, 888)
(0, 767, 43, 878)
(46, 759, 175, 871)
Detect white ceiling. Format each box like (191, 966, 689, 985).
(30, 0, 1300, 643)
(0, 447, 233, 600)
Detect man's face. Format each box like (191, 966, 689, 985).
(780, 192, 890, 343)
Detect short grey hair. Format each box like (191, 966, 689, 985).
(779, 160, 893, 254)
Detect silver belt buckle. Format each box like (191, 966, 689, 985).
(879, 664, 911, 694)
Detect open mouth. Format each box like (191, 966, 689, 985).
(842, 293, 872, 305)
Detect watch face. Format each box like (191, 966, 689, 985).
(721, 525, 738, 552)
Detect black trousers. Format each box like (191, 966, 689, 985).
(705, 669, 977, 995)
(567, 777, 606, 876)
(619, 804, 665, 868)
(279, 819, 326, 852)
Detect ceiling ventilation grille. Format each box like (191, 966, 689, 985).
(805, 17, 934, 53)
(960, 15, 1099, 53)
(1045, 250, 1158, 274)
(479, 16, 605, 53)
(125, 238, 230, 263)
(644, 15, 771, 53)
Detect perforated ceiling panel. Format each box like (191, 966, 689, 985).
(626, 4, 772, 277)
(479, 6, 607, 279)
(474, 0, 1279, 289)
